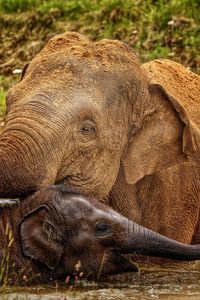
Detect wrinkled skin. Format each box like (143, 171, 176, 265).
(2, 185, 200, 284)
(1, 32, 200, 248)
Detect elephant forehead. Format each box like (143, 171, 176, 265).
(27, 30, 139, 74)
(93, 205, 123, 222)
(10, 59, 124, 110)
(57, 195, 94, 216)
(53, 194, 124, 225)
(23, 54, 122, 85)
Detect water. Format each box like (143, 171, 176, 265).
(1, 265, 200, 300)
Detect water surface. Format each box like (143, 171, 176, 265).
(1, 265, 200, 300)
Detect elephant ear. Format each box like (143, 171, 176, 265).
(19, 205, 64, 270)
(122, 59, 200, 184)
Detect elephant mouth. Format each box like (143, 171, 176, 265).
(109, 251, 139, 273)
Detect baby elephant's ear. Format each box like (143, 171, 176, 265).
(122, 59, 200, 184)
(19, 205, 64, 270)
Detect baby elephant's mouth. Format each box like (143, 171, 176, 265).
(93, 251, 139, 280)
(110, 251, 139, 273)
(49, 251, 139, 283)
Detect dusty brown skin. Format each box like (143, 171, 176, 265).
(1, 32, 200, 246)
(2, 185, 200, 284)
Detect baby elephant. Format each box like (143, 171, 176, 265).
(1, 185, 200, 284)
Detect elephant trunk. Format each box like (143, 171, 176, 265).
(0, 136, 45, 198)
(117, 220, 200, 261)
(0, 109, 63, 197)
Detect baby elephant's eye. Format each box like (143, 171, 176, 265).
(95, 223, 111, 236)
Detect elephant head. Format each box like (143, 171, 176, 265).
(1, 31, 200, 198)
(19, 185, 200, 280)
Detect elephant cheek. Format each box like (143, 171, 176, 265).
(99, 159, 121, 196)
(56, 151, 121, 198)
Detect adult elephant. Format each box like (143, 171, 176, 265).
(1, 32, 200, 244)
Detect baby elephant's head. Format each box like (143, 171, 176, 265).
(19, 185, 200, 281)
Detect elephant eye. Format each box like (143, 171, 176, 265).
(95, 223, 111, 236)
(78, 120, 97, 142)
(80, 122, 96, 134)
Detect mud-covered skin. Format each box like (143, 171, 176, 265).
(2, 185, 200, 284)
(0, 32, 200, 246)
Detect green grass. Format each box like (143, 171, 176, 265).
(0, 0, 38, 12)
(0, 91, 6, 117)
(0, 89, 6, 118)
(0, 0, 199, 62)
(0, 76, 9, 117)
(0, 224, 14, 287)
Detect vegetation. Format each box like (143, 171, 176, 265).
(0, 0, 199, 116)
(0, 91, 6, 118)
(0, 77, 7, 118)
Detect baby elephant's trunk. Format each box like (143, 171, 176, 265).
(117, 219, 200, 261)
